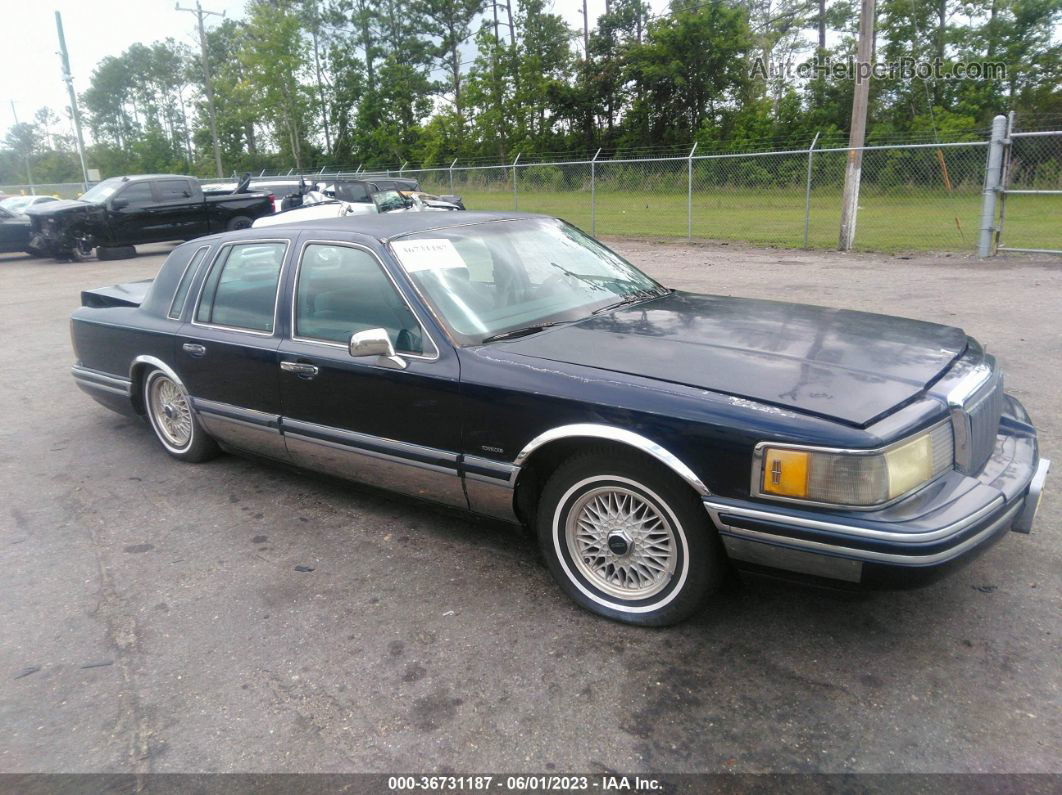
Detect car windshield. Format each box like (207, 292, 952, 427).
(79, 179, 123, 203)
(372, 190, 410, 213)
(389, 218, 664, 345)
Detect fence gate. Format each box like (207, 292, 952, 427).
(994, 112, 1062, 256)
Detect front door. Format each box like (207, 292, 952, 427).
(106, 180, 156, 244)
(277, 240, 465, 508)
(177, 239, 291, 460)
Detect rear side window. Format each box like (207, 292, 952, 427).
(195, 242, 286, 332)
(156, 180, 193, 201)
(336, 182, 369, 203)
(168, 246, 211, 319)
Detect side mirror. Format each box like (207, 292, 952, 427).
(110, 198, 129, 210)
(349, 328, 406, 370)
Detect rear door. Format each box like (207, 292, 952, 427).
(177, 238, 293, 461)
(276, 238, 466, 508)
(150, 178, 204, 241)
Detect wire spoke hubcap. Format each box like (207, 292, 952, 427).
(565, 486, 678, 600)
(150, 376, 192, 449)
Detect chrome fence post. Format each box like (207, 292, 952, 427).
(978, 115, 1007, 257)
(803, 131, 820, 248)
(449, 158, 457, 195)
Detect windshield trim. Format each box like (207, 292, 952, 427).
(385, 218, 665, 348)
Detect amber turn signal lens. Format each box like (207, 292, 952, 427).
(761, 449, 809, 498)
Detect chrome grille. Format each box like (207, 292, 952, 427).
(929, 422, 955, 476)
(952, 371, 1004, 475)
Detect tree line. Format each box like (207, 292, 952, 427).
(1, 0, 1059, 185)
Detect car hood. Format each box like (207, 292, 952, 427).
(24, 199, 94, 217)
(501, 291, 968, 427)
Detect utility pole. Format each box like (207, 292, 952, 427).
(308, 0, 332, 157)
(176, 0, 225, 177)
(838, 0, 876, 250)
(8, 102, 35, 191)
(54, 11, 90, 190)
(582, 0, 590, 57)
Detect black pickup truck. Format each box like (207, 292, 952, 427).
(25, 174, 275, 261)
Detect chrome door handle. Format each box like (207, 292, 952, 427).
(182, 342, 206, 357)
(280, 361, 319, 378)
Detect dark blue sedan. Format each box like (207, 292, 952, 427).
(69, 213, 1050, 625)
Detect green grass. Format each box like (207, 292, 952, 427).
(429, 187, 1062, 254)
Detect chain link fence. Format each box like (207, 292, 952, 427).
(994, 114, 1062, 255)
(0, 182, 85, 199)
(391, 141, 994, 253)
(5, 124, 1059, 255)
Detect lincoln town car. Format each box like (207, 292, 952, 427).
(68, 213, 1050, 625)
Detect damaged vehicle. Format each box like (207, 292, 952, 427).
(68, 213, 1049, 626)
(0, 204, 32, 255)
(326, 178, 465, 210)
(252, 186, 462, 228)
(25, 174, 274, 261)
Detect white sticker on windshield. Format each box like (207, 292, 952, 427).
(391, 239, 466, 273)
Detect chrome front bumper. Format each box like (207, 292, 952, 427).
(705, 396, 1048, 586)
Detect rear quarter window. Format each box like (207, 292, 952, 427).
(168, 246, 211, 319)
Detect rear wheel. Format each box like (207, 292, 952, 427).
(536, 450, 725, 626)
(226, 215, 253, 231)
(143, 368, 218, 462)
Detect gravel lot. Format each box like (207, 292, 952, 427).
(0, 239, 1058, 775)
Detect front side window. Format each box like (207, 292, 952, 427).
(196, 242, 286, 332)
(389, 218, 662, 345)
(294, 243, 425, 355)
(116, 182, 154, 206)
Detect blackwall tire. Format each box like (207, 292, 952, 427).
(143, 368, 219, 462)
(227, 216, 253, 231)
(536, 450, 726, 626)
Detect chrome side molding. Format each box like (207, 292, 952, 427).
(513, 423, 709, 496)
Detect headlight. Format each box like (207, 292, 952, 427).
(755, 423, 954, 508)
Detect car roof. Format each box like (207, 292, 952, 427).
(111, 174, 193, 182)
(254, 211, 548, 241)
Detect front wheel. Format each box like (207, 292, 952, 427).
(537, 450, 725, 626)
(143, 368, 218, 462)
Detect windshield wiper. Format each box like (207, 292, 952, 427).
(481, 321, 567, 344)
(591, 287, 669, 315)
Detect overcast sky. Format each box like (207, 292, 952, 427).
(1, 0, 669, 144)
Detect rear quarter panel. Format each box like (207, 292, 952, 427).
(71, 308, 177, 382)
(204, 194, 274, 233)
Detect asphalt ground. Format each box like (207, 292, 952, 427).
(0, 239, 1058, 775)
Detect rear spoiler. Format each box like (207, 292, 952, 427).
(81, 279, 153, 309)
